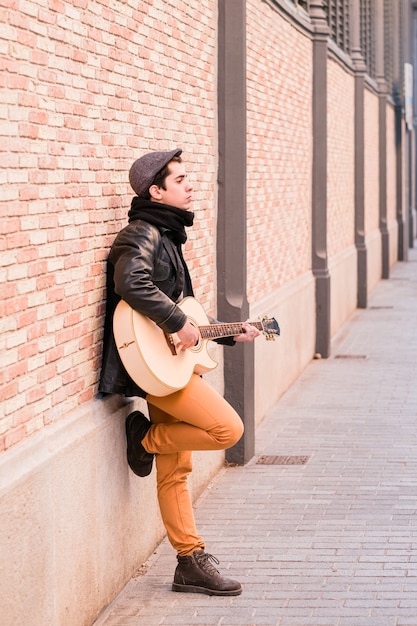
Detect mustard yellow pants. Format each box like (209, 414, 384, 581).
(143, 374, 244, 556)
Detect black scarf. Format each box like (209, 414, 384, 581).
(128, 197, 195, 297)
(128, 197, 194, 244)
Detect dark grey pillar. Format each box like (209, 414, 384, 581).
(395, 99, 408, 260)
(350, 0, 368, 307)
(375, 0, 390, 278)
(310, 0, 331, 358)
(412, 3, 417, 244)
(217, 0, 254, 465)
(405, 0, 415, 247)
(393, 2, 408, 260)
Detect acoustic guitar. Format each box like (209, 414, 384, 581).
(113, 296, 280, 397)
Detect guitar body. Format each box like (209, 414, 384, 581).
(113, 297, 218, 397)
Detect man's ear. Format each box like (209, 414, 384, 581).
(149, 184, 163, 201)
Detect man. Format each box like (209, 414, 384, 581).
(99, 149, 260, 596)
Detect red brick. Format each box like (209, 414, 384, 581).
(63, 312, 81, 328)
(6, 232, 31, 248)
(79, 388, 94, 404)
(55, 328, 73, 345)
(18, 186, 40, 201)
(5, 296, 28, 315)
(36, 274, 56, 290)
(62, 369, 78, 385)
(55, 300, 71, 316)
(0, 381, 18, 402)
(4, 425, 26, 450)
(18, 342, 39, 360)
(28, 322, 47, 341)
(17, 309, 37, 329)
(13, 406, 33, 426)
(28, 260, 48, 278)
(4, 218, 20, 234)
(46, 346, 64, 364)
(27, 385, 46, 404)
(47, 287, 65, 303)
(17, 247, 39, 263)
(37, 364, 57, 384)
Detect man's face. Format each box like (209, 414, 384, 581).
(150, 161, 193, 210)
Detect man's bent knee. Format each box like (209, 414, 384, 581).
(229, 418, 244, 447)
(216, 416, 244, 449)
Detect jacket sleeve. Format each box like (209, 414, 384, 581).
(109, 222, 187, 334)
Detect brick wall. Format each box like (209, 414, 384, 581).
(246, 0, 313, 300)
(0, 0, 404, 454)
(0, 0, 217, 451)
(327, 58, 355, 258)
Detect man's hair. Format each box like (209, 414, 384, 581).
(139, 155, 182, 200)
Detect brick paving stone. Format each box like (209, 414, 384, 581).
(93, 246, 417, 626)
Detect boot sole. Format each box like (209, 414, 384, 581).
(172, 582, 242, 596)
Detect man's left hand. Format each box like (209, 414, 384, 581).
(234, 323, 261, 343)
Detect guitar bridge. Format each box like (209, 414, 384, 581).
(165, 333, 177, 356)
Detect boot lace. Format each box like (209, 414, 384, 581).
(195, 551, 220, 575)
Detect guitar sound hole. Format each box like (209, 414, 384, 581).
(188, 320, 201, 352)
(192, 337, 201, 351)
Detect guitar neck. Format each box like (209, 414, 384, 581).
(198, 321, 263, 340)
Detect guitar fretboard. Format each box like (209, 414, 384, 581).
(198, 321, 264, 340)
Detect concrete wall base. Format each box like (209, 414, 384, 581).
(0, 393, 224, 626)
(366, 229, 383, 295)
(251, 271, 316, 423)
(329, 244, 358, 337)
(388, 219, 399, 268)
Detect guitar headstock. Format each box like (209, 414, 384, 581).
(260, 316, 280, 341)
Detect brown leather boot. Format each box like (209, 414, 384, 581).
(172, 550, 242, 596)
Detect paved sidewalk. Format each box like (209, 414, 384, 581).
(94, 246, 417, 626)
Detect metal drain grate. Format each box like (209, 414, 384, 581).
(334, 354, 367, 359)
(256, 455, 310, 466)
(369, 306, 394, 310)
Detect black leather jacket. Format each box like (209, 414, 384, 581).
(99, 220, 190, 397)
(98, 219, 233, 398)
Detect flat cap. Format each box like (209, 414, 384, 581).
(129, 149, 182, 196)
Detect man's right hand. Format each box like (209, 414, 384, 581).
(175, 320, 200, 352)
